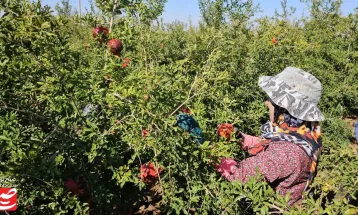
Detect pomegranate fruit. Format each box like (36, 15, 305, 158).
(107, 38, 123, 56)
(92, 26, 109, 42)
(141, 129, 149, 137)
(271, 37, 278, 45)
(217, 123, 234, 141)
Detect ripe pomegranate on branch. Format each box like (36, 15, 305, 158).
(92, 26, 109, 43)
(107, 38, 123, 56)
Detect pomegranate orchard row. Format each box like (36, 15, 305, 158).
(0, 0, 357, 214)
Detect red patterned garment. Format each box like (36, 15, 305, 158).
(217, 140, 312, 205)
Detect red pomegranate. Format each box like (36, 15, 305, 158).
(64, 179, 84, 195)
(271, 37, 278, 45)
(138, 163, 162, 185)
(107, 38, 123, 56)
(217, 123, 234, 141)
(141, 129, 149, 137)
(93, 26, 109, 42)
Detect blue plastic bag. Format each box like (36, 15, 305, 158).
(175, 113, 204, 144)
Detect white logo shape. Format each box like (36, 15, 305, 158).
(0, 188, 17, 211)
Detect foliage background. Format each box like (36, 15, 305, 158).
(0, 0, 357, 214)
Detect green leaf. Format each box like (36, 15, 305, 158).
(0, 135, 10, 141)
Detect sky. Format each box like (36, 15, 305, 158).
(41, 0, 358, 24)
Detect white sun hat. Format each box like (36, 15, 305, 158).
(258, 67, 325, 121)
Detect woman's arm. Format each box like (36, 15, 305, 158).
(217, 145, 281, 183)
(240, 133, 260, 151)
(216, 155, 265, 183)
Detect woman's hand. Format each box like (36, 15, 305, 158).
(265, 99, 275, 122)
(216, 158, 238, 178)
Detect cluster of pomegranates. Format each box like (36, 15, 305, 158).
(92, 26, 123, 56)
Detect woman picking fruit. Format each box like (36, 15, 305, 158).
(216, 67, 324, 206)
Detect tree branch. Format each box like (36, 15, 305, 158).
(169, 74, 198, 117)
(109, 0, 119, 33)
(0, 105, 46, 119)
